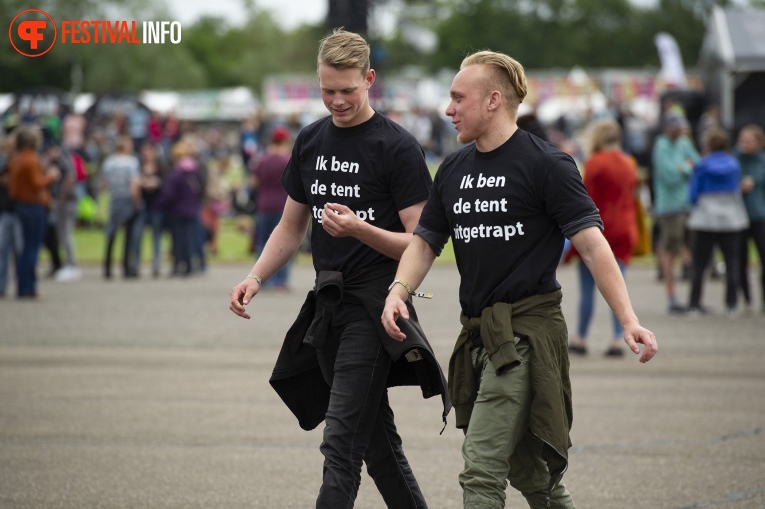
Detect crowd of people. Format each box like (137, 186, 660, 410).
(0, 106, 307, 297)
(0, 62, 763, 321)
(0, 24, 762, 509)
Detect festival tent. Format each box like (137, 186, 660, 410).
(698, 6, 765, 132)
(83, 90, 150, 124)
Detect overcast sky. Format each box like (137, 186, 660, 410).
(165, 0, 327, 29)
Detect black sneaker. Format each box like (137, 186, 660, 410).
(568, 343, 588, 355)
(604, 347, 625, 358)
(668, 303, 686, 315)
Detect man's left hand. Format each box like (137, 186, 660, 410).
(322, 203, 361, 238)
(623, 324, 658, 363)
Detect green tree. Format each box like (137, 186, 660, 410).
(381, 0, 747, 71)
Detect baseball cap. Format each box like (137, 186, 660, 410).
(271, 126, 290, 143)
(663, 113, 688, 130)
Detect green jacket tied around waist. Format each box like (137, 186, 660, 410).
(448, 290, 573, 492)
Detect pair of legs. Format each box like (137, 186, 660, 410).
(738, 220, 765, 310)
(55, 200, 79, 270)
(256, 212, 291, 289)
(461, 339, 575, 509)
(570, 260, 626, 354)
(689, 230, 741, 312)
(104, 200, 138, 279)
(657, 213, 692, 312)
(169, 215, 196, 276)
(131, 208, 164, 277)
(0, 211, 23, 296)
(315, 317, 426, 509)
(14, 203, 47, 297)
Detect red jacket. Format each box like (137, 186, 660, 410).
(568, 150, 638, 264)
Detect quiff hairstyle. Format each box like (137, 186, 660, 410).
(460, 50, 528, 114)
(587, 118, 622, 155)
(317, 28, 370, 75)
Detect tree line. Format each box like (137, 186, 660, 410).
(1, 0, 762, 95)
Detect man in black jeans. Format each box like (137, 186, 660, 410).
(229, 29, 447, 508)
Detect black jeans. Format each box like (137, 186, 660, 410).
(689, 230, 741, 309)
(315, 317, 427, 509)
(738, 219, 765, 306)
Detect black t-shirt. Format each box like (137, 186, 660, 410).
(416, 129, 602, 318)
(281, 112, 432, 277)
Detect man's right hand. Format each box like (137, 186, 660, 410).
(229, 279, 260, 319)
(381, 290, 411, 342)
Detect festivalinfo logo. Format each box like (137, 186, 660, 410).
(9, 8, 182, 58)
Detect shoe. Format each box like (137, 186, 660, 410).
(17, 293, 45, 301)
(725, 307, 739, 319)
(686, 306, 711, 319)
(668, 303, 687, 315)
(568, 343, 588, 355)
(604, 346, 625, 357)
(55, 266, 81, 282)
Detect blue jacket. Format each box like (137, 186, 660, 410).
(690, 151, 741, 205)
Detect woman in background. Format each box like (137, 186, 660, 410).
(734, 125, 765, 314)
(568, 118, 638, 357)
(7, 126, 59, 298)
(687, 128, 749, 317)
(155, 140, 202, 277)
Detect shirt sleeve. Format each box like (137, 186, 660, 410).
(543, 156, 603, 238)
(415, 166, 451, 256)
(388, 140, 432, 211)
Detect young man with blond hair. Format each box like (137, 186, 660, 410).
(229, 29, 447, 508)
(382, 50, 658, 508)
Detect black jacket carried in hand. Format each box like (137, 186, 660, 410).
(269, 263, 451, 431)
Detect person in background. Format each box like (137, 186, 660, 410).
(686, 128, 749, 317)
(568, 118, 638, 357)
(131, 143, 166, 278)
(127, 107, 150, 152)
(734, 124, 765, 314)
(201, 148, 232, 256)
(652, 113, 699, 313)
(7, 126, 59, 298)
(41, 144, 64, 280)
(100, 136, 141, 280)
(155, 140, 203, 277)
(251, 126, 291, 290)
(47, 144, 82, 282)
(240, 116, 259, 170)
(0, 134, 22, 297)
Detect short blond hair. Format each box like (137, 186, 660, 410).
(461, 50, 527, 113)
(317, 28, 370, 75)
(171, 140, 195, 161)
(116, 135, 133, 154)
(587, 118, 622, 155)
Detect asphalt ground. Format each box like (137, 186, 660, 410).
(1, 261, 764, 508)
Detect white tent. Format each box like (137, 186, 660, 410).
(699, 6, 765, 130)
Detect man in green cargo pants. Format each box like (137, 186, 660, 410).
(381, 50, 658, 509)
